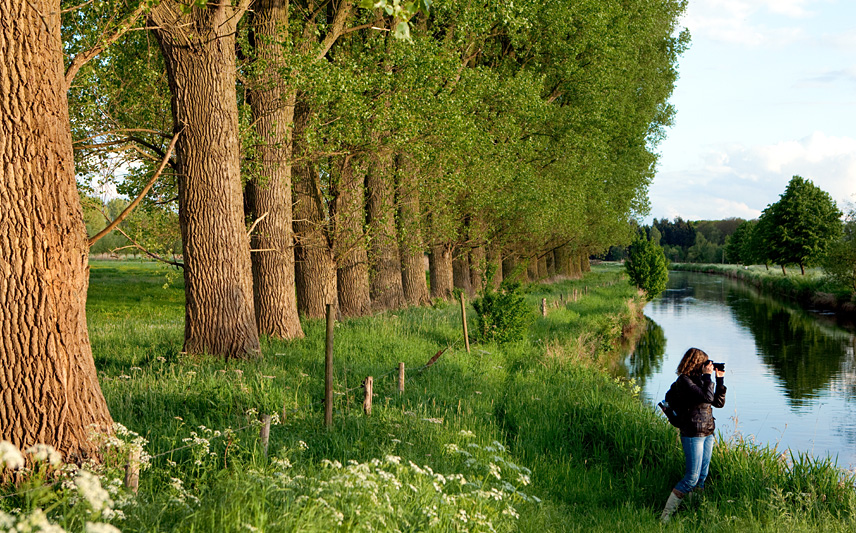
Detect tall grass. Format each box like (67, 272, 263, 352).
(2, 260, 855, 531)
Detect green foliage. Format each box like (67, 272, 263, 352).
(471, 269, 531, 344)
(821, 206, 856, 294)
(760, 175, 843, 275)
(624, 236, 668, 300)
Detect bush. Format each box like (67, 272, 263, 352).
(624, 236, 668, 300)
(472, 269, 531, 343)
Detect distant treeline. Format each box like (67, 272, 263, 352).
(599, 217, 745, 264)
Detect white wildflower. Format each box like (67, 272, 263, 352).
(422, 417, 443, 424)
(26, 444, 62, 467)
(0, 511, 14, 530)
(0, 440, 25, 470)
(491, 441, 506, 452)
(457, 509, 469, 523)
(517, 473, 531, 486)
(444, 443, 460, 453)
(75, 470, 113, 512)
(384, 455, 401, 465)
(488, 463, 502, 480)
(273, 457, 292, 469)
(15, 509, 66, 533)
(502, 506, 519, 519)
(85, 522, 122, 533)
(297, 440, 309, 450)
(459, 429, 476, 438)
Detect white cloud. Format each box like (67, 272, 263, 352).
(651, 132, 856, 221)
(681, 0, 819, 46)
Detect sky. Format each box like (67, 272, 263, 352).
(649, 0, 856, 223)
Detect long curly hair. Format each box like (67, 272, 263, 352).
(676, 347, 709, 376)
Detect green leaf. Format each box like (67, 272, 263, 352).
(394, 21, 411, 41)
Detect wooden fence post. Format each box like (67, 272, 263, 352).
(260, 414, 272, 458)
(124, 448, 140, 493)
(541, 297, 547, 317)
(398, 362, 405, 394)
(363, 376, 373, 416)
(460, 292, 471, 354)
(325, 303, 334, 428)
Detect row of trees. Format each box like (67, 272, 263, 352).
(2, 0, 687, 459)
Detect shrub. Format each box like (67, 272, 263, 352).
(472, 269, 530, 344)
(624, 236, 668, 300)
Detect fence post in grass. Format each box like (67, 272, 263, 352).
(541, 297, 547, 317)
(460, 292, 471, 354)
(398, 362, 405, 394)
(124, 448, 140, 493)
(325, 303, 335, 428)
(363, 376, 373, 415)
(260, 414, 272, 458)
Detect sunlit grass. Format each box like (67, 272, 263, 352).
(2, 259, 855, 531)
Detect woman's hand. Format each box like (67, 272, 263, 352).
(702, 361, 714, 375)
(715, 368, 725, 378)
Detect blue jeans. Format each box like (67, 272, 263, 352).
(674, 434, 715, 495)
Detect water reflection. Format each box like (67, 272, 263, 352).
(621, 271, 856, 466)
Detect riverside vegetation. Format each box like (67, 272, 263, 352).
(2, 261, 856, 532)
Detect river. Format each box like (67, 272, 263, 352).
(618, 270, 856, 468)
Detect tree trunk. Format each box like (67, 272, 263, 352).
(150, 2, 260, 358)
(453, 248, 473, 297)
(396, 159, 430, 307)
(0, 0, 113, 460)
(335, 156, 371, 317)
(579, 252, 591, 273)
(781, 264, 787, 276)
(502, 253, 519, 283)
(292, 100, 337, 318)
(487, 245, 502, 289)
(429, 243, 454, 300)
(366, 154, 405, 311)
(526, 257, 538, 282)
(555, 245, 571, 277)
(546, 250, 556, 277)
(469, 245, 486, 294)
(245, 0, 303, 339)
(537, 254, 548, 280)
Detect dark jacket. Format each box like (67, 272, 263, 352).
(671, 373, 726, 437)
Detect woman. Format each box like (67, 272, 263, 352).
(660, 347, 726, 523)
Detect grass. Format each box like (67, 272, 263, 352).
(2, 260, 856, 531)
(669, 263, 855, 308)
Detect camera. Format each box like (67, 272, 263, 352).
(708, 361, 725, 371)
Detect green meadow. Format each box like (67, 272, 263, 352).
(4, 261, 855, 532)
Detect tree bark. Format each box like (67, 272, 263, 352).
(469, 245, 486, 294)
(526, 256, 538, 282)
(453, 248, 473, 297)
(149, 2, 260, 358)
(487, 245, 502, 289)
(429, 243, 454, 300)
(0, 0, 113, 460)
(537, 254, 548, 280)
(292, 100, 337, 318)
(555, 245, 571, 277)
(396, 159, 430, 307)
(334, 156, 371, 317)
(245, 0, 303, 339)
(546, 250, 556, 277)
(366, 153, 405, 311)
(502, 253, 519, 283)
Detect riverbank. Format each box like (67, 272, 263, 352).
(670, 263, 856, 317)
(3, 261, 856, 531)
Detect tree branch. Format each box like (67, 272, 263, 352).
(88, 129, 182, 246)
(111, 227, 184, 268)
(65, 2, 148, 88)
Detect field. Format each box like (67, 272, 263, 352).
(3, 261, 856, 532)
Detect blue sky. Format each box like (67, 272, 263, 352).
(649, 0, 856, 223)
